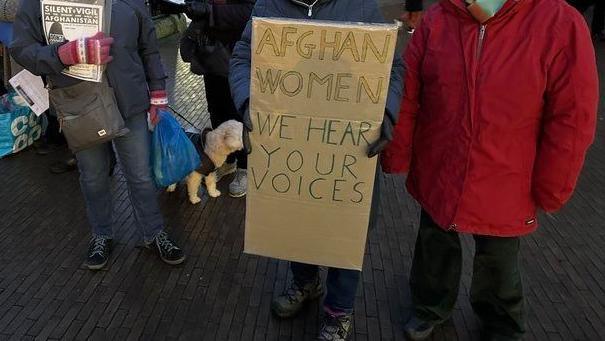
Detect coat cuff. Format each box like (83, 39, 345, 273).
(147, 79, 166, 92)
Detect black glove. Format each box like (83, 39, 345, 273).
(185, 0, 211, 20)
(367, 111, 395, 158)
(242, 105, 253, 155)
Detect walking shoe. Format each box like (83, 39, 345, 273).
(318, 312, 353, 341)
(215, 161, 237, 182)
(229, 168, 247, 197)
(147, 231, 186, 265)
(86, 236, 112, 270)
(49, 157, 77, 174)
(403, 316, 440, 340)
(271, 277, 323, 318)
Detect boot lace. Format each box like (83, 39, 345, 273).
(155, 231, 179, 253)
(89, 236, 108, 257)
(319, 314, 351, 341)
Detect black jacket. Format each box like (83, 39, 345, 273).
(178, 0, 255, 75)
(10, 0, 167, 118)
(405, 0, 423, 12)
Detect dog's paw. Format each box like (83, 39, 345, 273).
(166, 184, 177, 193)
(208, 190, 221, 198)
(189, 196, 202, 204)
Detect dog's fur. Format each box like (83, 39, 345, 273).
(166, 120, 244, 204)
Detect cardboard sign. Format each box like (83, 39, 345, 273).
(245, 18, 398, 270)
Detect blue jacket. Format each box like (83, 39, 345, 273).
(10, 0, 167, 118)
(229, 0, 404, 122)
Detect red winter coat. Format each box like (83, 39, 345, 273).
(382, 0, 598, 237)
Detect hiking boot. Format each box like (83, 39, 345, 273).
(147, 231, 186, 265)
(403, 316, 440, 340)
(271, 277, 323, 318)
(86, 236, 112, 270)
(229, 168, 247, 198)
(215, 161, 237, 182)
(318, 312, 353, 341)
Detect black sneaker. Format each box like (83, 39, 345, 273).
(403, 316, 440, 340)
(86, 236, 112, 270)
(318, 312, 353, 341)
(147, 231, 186, 265)
(271, 277, 323, 318)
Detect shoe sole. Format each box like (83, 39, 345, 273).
(161, 255, 186, 265)
(404, 319, 445, 341)
(404, 329, 434, 341)
(229, 191, 247, 198)
(86, 260, 108, 271)
(271, 289, 324, 319)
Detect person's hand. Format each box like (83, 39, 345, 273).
(367, 111, 395, 158)
(185, 0, 211, 20)
(148, 90, 168, 130)
(242, 105, 253, 154)
(58, 32, 114, 66)
(401, 11, 423, 32)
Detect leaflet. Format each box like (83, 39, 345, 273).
(41, 0, 110, 82)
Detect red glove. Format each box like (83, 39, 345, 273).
(58, 32, 114, 66)
(148, 90, 168, 127)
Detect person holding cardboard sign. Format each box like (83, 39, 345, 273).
(229, 1, 403, 340)
(382, 0, 598, 340)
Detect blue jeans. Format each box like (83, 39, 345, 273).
(75, 113, 163, 243)
(289, 166, 381, 314)
(291, 262, 361, 314)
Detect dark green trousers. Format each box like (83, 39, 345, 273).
(410, 211, 526, 339)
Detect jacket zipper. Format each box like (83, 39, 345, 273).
(450, 24, 487, 231)
(476, 25, 486, 60)
(291, 0, 320, 17)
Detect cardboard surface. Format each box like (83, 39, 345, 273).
(245, 18, 398, 270)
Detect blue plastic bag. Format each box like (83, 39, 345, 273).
(151, 109, 201, 187)
(0, 92, 42, 158)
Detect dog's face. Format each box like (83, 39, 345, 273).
(204, 120, 244, 160)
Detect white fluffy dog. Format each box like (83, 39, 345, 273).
(167, 120, 244, 204)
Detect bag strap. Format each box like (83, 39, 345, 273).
(168, 105, 200, 130)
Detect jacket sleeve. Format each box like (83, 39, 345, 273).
(9, 0, 66, 77)
(365, 0, 403, 122)
(532, 15, 598, 212)
(133, 0, 168, 91)
(380, 14, 427, 174)
(229, 1, 263, 115)
(214, 1, 255, 32)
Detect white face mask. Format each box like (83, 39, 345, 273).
(474, 0, 508, 17)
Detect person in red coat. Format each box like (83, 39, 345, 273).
(381, 0, 598, 340)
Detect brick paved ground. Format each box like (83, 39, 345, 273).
(1, 7, 605, 341)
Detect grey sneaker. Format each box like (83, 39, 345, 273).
(229, 168, 247, 198)
(215, 161, 237, 182)
(318, 312, 353, 341)
(271, 277, 323, 318)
